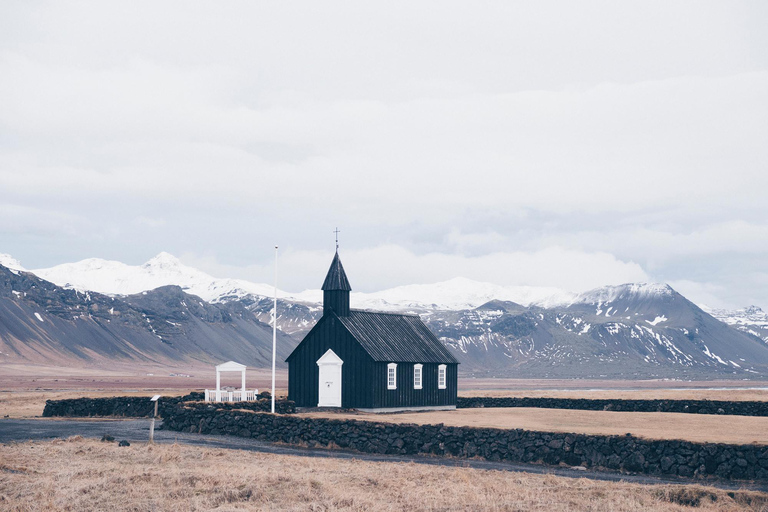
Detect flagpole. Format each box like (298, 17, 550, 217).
(271, 245, 278, 414)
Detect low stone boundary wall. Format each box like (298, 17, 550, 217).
(162, 406, 768, 482)
(179, 400, 296, 415)
(457, 397, 768, 417)
(42, 393, 295, 418)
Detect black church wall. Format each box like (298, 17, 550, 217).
(323, 290, 350, 316)
(288, 315, 375, 408)
(372, 362, 458, 409)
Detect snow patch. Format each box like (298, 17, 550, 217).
(0, 254, 25, 274)
(702, 344, 728, 365)
(646, 315, 668, 326)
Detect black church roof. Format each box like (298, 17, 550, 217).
(321, 252, 351, 291)
(337, 310, 459, 364)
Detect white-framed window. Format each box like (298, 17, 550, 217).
(413, 364, 423, 390)
(387, 363, 397, 390)
(438, 364, 447, 389)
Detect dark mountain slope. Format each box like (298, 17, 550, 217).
(422, 285, 768, 379)
(0, 265, 296, 367)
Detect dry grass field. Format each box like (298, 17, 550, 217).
(3, 366, 768, 510)
(0, 362, 288, 393)
(1, 437, 767, 512)
(458, 378, 768, 393)
(0, 363, 288, 419)
(459, 387, 768, 402)
(305, 408, 768, 445)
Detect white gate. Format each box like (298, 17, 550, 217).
(317, 348, 343, 407)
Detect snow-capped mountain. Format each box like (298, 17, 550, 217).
(32, 253, 579, 311)
(419, 283, 768, 379)
(33, 252, 281, 303)
(706, 306, 768, 343)
(0, 254, 25, 274)
(568, 283, 674, 308)
(0, 262, 297, 367)
(350, 277, 576, 311)
(8, 251, 768, 379)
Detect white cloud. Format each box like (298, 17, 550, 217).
(1, 1, 767, 307)
(668, 280, 731, 310)
(184, 245, 648, 294)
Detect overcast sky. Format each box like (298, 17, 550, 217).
(1, 1, 767, 307)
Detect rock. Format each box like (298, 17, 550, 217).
(118, 440, 130, 447)
(101, 434, 115, 442)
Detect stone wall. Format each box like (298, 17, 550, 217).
(161, 406, 768, 482)
(457, 397, 768, 417)
(42, 392, 295, 418)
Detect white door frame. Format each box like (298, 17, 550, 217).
(316, 348, 343, 407)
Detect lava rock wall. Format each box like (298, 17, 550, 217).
(42, 392, 295, 417)
(457, 397, 768, 416)
(161, 406, 768, 482)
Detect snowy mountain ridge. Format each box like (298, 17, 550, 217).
(33, 252, 280, 303)
(26, 252, 694, 313)
(28, 252, 683, 312)
(706, 305, 768, 343)
(0, 254, 25, 274)
(4, 252, 768, 378)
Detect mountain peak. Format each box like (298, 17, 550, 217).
(0, 254, 26, 273)
(143, 252, 182, 268)
(572, 282, 674, 305)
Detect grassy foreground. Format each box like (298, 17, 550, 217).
(1, 438, 767, 511)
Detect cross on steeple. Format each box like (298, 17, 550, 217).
(334, 227, 340, 252)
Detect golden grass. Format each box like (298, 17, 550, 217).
(305, 408, 768, 445)
(4, 383, 765, 420)
(0, 388, 288, 419)
(0, 390, 187, 419)
(1, 438, 767, 511)
(459, 388, 768, 402)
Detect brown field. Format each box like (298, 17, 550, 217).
(305, 408, 768, 445)
(4, 364, 768, 510)
(2, 361, 768, 445)
(459, 386, 768, 402)
(0, 362, 289, 392)
(0, 362, 288, 419)
(457, 378, 768, 402)
(1, 438, 767, 511)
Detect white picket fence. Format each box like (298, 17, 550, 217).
(204, 389, 259, 402)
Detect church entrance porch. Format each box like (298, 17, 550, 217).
(317, 349, 343, 407)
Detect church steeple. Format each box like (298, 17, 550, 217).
(322, 251, 351, 316)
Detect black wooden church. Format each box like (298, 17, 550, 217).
(286, 251, 458, 411)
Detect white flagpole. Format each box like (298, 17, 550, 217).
(271, 245, 278, 414)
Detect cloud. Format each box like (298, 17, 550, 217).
(183, 244, 648, 294)
(668, 280, 732, 310)
(0, 1, 766, 308)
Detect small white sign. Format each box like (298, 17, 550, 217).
(150, 395, 161, 402)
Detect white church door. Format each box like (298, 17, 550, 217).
(317, 348, 343, 407)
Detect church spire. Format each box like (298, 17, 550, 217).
(322, 251, 351, 316)
(322, 251, 351, 291)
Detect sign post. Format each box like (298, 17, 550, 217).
(149, 395, 161, 443)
